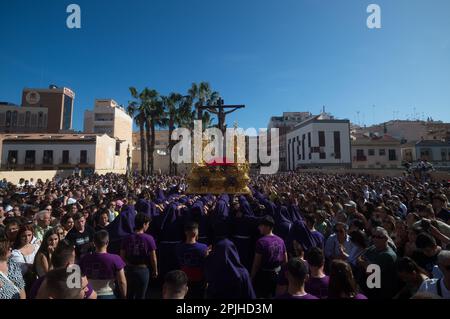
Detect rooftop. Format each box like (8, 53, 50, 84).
(416, 140, 450, 147)
(1, 133, 102, 141)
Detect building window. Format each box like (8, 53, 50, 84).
(308, 132, 311, 160)
(368, 149, 375, 156)
(18, 113, 25, 127)
(62, 150, 70, 164)
(31, 114, 38, 127)
(302, 134, 306, 160)
(319, 153, 326, 159)
(420, 148, 431, 161)
(442, 149, 447, 161)
(116, 141, 121, 156)
(379, 149, 386, 156)
(5, 111, 11, 127)
(43, 150, 53, 165)
(25, 150, 36, 165)
(388, 149, 397, 161)
(333, 131, 341, 159)
(38, 112, 44, 128)
(318, 131, 325, 147)
(63, 95, 73, 130)
(80, 150, 87, 164)
(12, 111, 18, 127)
(356, 149, 366, 161)
(25, 111, 31, 127)
(7, 151, 18, 165)
(287, 139, 291, 169)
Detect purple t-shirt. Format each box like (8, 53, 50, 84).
(275, 292, 319, 300)
(255, 235, 286, 269)
(176, 242, 208, 282)
(79, 252, 126, 280)
(121, 233, 157, 266)
(305, 276, 330, 299)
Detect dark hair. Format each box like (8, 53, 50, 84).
(415, 232, 437, 250)
(328, 260, 358, 299)
(46, 267, 83, 299)
(164, 270, 188, 294)
(4, 217, 21, 227)
(333, 222, 348, 233)
(259, 215, 275, 228)
(0, 238, 10, 261)
(51, 241, 75, 268)
(349, 230, 368, 249)
(134, 213, 151, 230)
(396, 257, 428, 276)
(37, 228, 60, 258)
(184, 221, 199, 233)
(14, 224, 34, 249)
(350, 219, 365, 231)
(93, 230, 109, 247)
(60, 213, 74, 226)
(304, 214, 316, 226)
(72, 212, 84, 221)
(94, 209, 109, 225)
(305, 247, 325, 268)
(287, 257, 309, 284)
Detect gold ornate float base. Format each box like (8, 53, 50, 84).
(186, 162, 251, 195)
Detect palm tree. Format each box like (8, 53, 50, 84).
(141, 88, 161, 176)
(188, 82, 220, 122)
(128, 87, 147, 176)
(161, 93, 193, 175)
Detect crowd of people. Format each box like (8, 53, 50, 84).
(0, 171, 449, 299)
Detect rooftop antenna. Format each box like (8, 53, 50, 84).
(357, 111, 361, 126)
(372, 105, 375, 125)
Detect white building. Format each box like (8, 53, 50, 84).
(0, 133, 128, 174)
(84, 99, 133, 170)
(268, 112, 313, 171)
(286, 114, 351, 170)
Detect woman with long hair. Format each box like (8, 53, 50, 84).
(10, 224, 40, 277)
(328, 260, 367, 299)
(33, 228, 60, 277)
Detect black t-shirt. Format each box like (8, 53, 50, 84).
(66, 225, 95, 259)
(436, 209, 450, 224)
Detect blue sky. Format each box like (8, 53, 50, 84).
(1, 0, 449, 131)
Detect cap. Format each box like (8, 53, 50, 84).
(116, 200, 124, 207)
(344, 201, 357, 208)
(67, 198, 77, 205)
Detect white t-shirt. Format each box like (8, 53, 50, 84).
(418, 278, 450, 299)
(10, 244, 40, 275)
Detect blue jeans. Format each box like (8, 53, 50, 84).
(125, 266, 150, 299)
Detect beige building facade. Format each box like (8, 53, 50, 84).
(351, 134, 402, 169)
(84, 99, 133, 171)
(0, 133, 127, 174)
